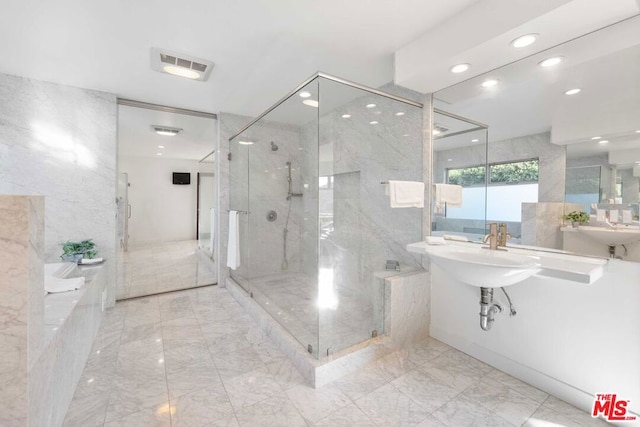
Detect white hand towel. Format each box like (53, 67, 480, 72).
(388, 180, 424, 208)
(435, 184, 463, 207)
(209, 208, 216, 253)
(227, 211, 241, 270)
(45, 276, 85, 293)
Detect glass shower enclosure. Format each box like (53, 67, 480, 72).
(229, 74, 423, 358)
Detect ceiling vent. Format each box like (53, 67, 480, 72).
(152, 125, 183, 136)
(150, 48, 214, 81)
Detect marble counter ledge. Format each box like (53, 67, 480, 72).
(407, 241, 607, 285)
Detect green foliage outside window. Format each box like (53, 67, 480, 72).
(447, 159, 538, 187)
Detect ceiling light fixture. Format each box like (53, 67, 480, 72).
(238, 140, 254, 145)
(341, 114, 351, 118)
(636, 130, 640, 133)
(158, 145, 165, 148)
(450, 63, 471, 74)
(591, 136, 602, 140)
(565, 88, 581, 95)
(510, 34, 538, 48)
(482, 79, 499, 88)
(151, 48, 214, 81)
(156, 152, 163, 156)
(299, 91, 311, 98)
(471, 139, 479, 142)
(539, 57, 563, 67)
(163, 65, 200, 80)
(153, 126, 183, 136)
(303, 99, 319, 108)
(599, 140, 609, 144)
(366, 104, 376, 108)
(447, 159, 453, 162)
(369, 121, 379, 125)
(395, 112, 405, 116)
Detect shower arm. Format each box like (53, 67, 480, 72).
(286, 161, 303, 200)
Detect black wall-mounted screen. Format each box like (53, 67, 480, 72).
(172, 172, 191, 185)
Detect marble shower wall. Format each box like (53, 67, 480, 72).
(0, 73, 117, 304)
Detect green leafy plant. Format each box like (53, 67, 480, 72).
(60, 239, 97, 259)
(563, 210, 589, 224)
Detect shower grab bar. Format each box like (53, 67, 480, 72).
(226, 209, 250, 214)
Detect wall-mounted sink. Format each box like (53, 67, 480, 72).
(421, 245, 541, 287)
(577, 225, 640, 246)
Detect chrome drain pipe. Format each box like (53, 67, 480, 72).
(479, 287, 502, 331)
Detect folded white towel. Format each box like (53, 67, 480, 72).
(444, 234, 469, 242)
(227, 211, 241, 270)
(45, 276, 85, 293)
(425, 236, 447, 245)
(79, 257, 103, 265)
(435, 184, 463, 207)
(388, 180, 424, 208)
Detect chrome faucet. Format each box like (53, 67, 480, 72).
(498, 223, 511, 247)
(483, 223, 499, 250)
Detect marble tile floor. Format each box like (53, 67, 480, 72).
(118, 240, 217, 299)
(63, 284, 610, 426)
(244, 272, 380, 358)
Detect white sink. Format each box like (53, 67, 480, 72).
(577, 225, 640, 246)
(424, 245, 541, 287)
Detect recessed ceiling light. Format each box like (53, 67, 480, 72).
(447, 158, 453, 162)
(510, 34, 538, 48)
(450, 63, 471, 74)
(539, 56, 563, 67)
(238, 140, 254, 145)
(299, 91, 311, 98)
(591, 136, 602, 140)
(395, 112, 405, 116)
(369, 121, 379, 125)
(153, 126, 182, 136)
(636, 130, 640, 133)
(303, 99, 319, 108)
(163, 65, 200, 80)
(158, 145, 165, 148)
(403, 134, 410, 137)
(565, 88, 581, 95)
(599, 140, 609, 144)
(471, 139, 479, 142)
(366, 103, 376, 108)
(482, 79, 499, 88)
(341, 114, 351, 119)
(156, 152, 163, 156)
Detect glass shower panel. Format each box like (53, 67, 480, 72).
(229, 136, 251, 292)
(317, 77, 423, 356)
(232, 78, 320, 356)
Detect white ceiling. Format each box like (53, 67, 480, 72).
(0, 0, 480, 116)
(433, 14, 640, 167)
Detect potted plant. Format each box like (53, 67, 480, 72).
(60, 239, 97, 263)
(563, 211, 589, 228)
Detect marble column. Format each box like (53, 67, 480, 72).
(0, 195, 44, 426)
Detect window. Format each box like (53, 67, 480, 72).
(447, 159, 539, 186)
(446, 165, 486, 186)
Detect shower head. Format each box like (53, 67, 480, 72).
(270, 141, 279, 151)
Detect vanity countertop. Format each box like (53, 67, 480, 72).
(407, 240, 607, 285)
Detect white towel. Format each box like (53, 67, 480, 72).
(388, 180, 424, 208)
(435, 184, 463, 207)
(209, 208, 216, 254)
(45, 276, 85, 293)
(227, 211, 241, 270)
(425, 236, 447, 245)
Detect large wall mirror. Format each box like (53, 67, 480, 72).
(433, 15, 640, 260)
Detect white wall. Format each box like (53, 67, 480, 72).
(430, 259, 640, 418)
(119, 156, 206, 245)
(0, 73, 117, 304)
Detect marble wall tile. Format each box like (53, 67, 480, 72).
(521, 202, 583, 248)
(0, 195, 44, 426)
(0, 73, 118, 305)
(383, 270, 430, 349)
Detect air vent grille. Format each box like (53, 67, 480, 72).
(151, 48, 214, 81)
(152, 126, 183, 136)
